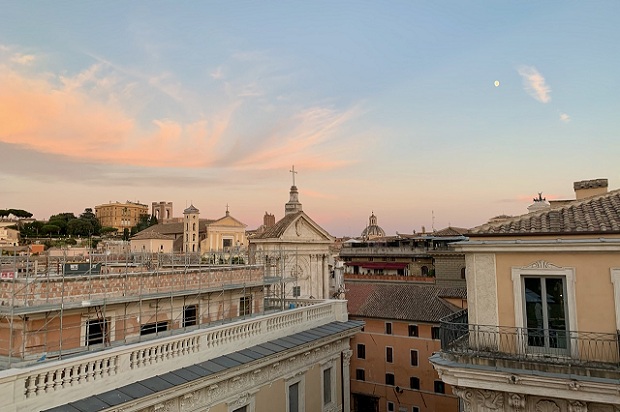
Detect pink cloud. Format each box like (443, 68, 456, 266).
(518, 66, 551, 103)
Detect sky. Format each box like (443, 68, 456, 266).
(1, 2, 619, 237)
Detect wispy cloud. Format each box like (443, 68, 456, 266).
(10, 53, 35, 65)
(518, 66, 551, 103)
(0, 50, 365, 175)
(559, 112, 570, 123)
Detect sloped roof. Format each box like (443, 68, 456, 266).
(346, 283, 466, 322)
(433, 227, 469, 237)
(139, 219, 214, 236)
(131, 231, 174, 241)
(250, 211, 332, 241)
(470, 189, 620, 235)
(251, 212, 301, 239)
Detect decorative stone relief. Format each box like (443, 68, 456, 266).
(522, 260, 562, 270)
(228, 391, 252, 409)
(508, 393, 526, 411)
(342, 349, 352, 368)
(568, 401, 588, 412)
(476, 389, 504, 410)
(536, 400, 561, 412)
(453, 387, 474, 412)
(153, 400, 175, 412)
(180, 391, 201, 411)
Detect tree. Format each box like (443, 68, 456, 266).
(7, 209, 33, 218)
(41, 224, 61, 236)
(79, 208, 101, 235)
(123, 228, 130, 241)
(48, 213, 77, 236)
(19, 221, 44, 237)
(67, 219, 94, 237)
(132, 214, 158, 234)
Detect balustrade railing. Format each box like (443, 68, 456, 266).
(440, 310, 620, 369)
(0, 299, 348, 411)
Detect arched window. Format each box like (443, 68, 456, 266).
(193, 223, 196, 231)
(461, 267, 466, 279)
(421, 266, 429, 276)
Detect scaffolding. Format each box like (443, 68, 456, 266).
(0, 252, 273, 369)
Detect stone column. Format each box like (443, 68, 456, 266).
(342, 349, 352, 412)
(323, 254, 329, 299)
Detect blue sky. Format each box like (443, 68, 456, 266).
(1, 2, 618, 236)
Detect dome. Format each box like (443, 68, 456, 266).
(183, 204, 200, 214)
(361, 212, 385, 239)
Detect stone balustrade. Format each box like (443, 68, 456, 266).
(0, 299, 348, 412)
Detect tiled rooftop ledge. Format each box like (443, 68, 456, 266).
(0, 299, 348, 411)
(344, 273, 435, 283)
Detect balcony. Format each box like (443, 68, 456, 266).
(439, 310, 620, 379)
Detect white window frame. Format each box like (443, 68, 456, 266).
(512, 261, 577, 357)
(286, 374, 305, 412)
(82, 311, 115, 347)
(610, 268, 620, 330)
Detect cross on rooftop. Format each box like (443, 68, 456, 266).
(290, 165, 298, 186)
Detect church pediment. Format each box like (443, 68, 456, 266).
(280, 213, 333, 242)
(211, 215, 247, 228)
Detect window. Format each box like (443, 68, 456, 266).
(385, 322, 392, 335)
(434, 380, 445, 394)
(140, 321, 168, 335)
(356, 369, 365, 381)
(524, 276, 568, 350)
(410, 377, 420, 390)
(408, 325, 418, 337)
(385, 373, 395, 386)
(288, 382, 299, 412)
(233, 408, 247, 412)
(386, 347, 393, 363)
(357, 343, 366, 359)
(413, 407, 420, 412)
(239, 296, 252, 316)
(86, 318, 110, 346)
(421, 266, 429, 276)
(292, 286, 301, 297)
(183, 305, 197, 327)
(286, 376, 304, 412)
(431, 326, 440, 340)
(460, 267, 466, 279)
(410, 350, 418, 366)
(387, 402, 395, 412)
(223, 238, 232, 248)
(323, 367, 332, 405)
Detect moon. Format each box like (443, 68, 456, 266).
(494, 80, 500, 87)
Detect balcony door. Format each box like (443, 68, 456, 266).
(523, 276, 569, 354)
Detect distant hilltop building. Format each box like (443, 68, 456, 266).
(151, 201, 174, 223)
(95, 201, 149, 232)
(132, 205, 247, 254)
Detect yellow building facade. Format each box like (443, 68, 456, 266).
(95, 201, 149, 232)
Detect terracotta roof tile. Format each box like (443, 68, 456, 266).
(346, 283, 466, 323)
(251, 212, 302, 239)
(470, 189, 620, 235)
(131, 231, 174, 240)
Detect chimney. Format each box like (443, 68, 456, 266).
(574, 179, 608, 200)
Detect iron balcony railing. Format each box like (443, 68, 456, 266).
(440, 309, 620, 369)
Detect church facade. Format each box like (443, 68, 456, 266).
(249, 171, 334, 300)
